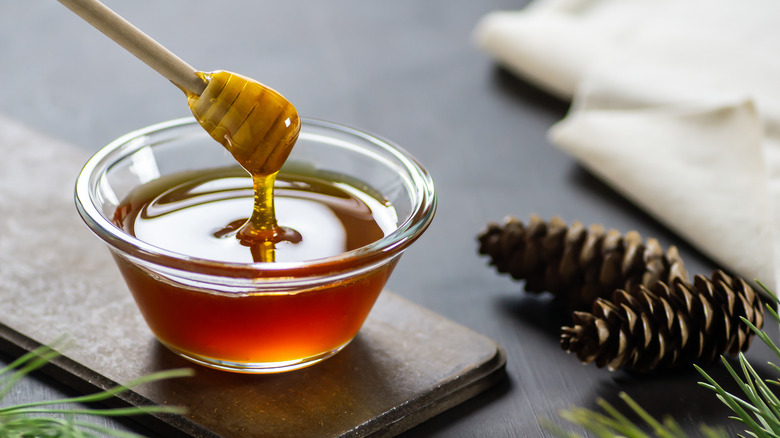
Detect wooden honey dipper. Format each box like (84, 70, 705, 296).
(59, 0, 302, 261)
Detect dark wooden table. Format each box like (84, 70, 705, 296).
(1, 1, 776, 436)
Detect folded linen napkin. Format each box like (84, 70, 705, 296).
(474, 0, 780, 291)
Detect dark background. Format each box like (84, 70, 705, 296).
(1, 1, 774, 436)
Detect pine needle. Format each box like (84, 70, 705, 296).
(550, 392, 728, 438)
(0, 342, 192, 437)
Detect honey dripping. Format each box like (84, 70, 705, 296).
(185, 70, 301, 262)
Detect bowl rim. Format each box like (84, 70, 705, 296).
(74, 117, 436, 279)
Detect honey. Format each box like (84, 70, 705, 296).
(103, 73, 409, 371)
(111, 166, 400, 367)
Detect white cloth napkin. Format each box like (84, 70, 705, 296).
(474, 0, 780, 291)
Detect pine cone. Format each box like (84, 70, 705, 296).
(560, 270, 764, 372)
(478, 215, 689, 309)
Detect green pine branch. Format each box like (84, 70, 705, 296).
(0, 341, 193, 437)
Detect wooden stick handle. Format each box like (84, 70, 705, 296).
(58, 0, 206, 95)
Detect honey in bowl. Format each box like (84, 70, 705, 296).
(112, 167, 398, 366)
(74, 118, 436, 373)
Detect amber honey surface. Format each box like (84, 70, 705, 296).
(112, 167, 399, 366)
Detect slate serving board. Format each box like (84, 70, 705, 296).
(0, 115, 505, 437)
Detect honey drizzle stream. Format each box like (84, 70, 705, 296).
(234, 172, 302, 262)
(186, 70, 302, 263)
(247, 173, 278, 262)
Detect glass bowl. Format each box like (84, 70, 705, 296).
(74, 118, 436, 373)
